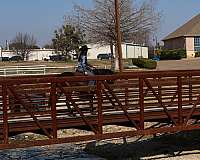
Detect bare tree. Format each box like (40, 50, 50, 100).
(67, 0, 160, 70)
(10, 32, 37, 60)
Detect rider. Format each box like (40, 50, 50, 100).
(76, 45, 95, 85)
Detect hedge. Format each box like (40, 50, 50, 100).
(159, 49, 186, 60)
(131, 58, 157, 69)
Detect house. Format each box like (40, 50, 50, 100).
(163, 13, 200, 58)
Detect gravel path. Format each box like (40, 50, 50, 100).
(0, 143, 105, 160)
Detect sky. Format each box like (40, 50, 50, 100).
(0, 0, 200, 47)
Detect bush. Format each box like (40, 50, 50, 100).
(131, 58, 157, 69)
(178, 49, 187, 58)
(195, 51, 200, 57)
(159, 49, 186, 60)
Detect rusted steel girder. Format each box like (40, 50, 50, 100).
(2, 84, 8, 144)
(0, 124, 200, 150)
(0, 70, 200, 149)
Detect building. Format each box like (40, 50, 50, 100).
(1, 49, 55, 61)
(0, 43, 148, 61)
(28, 49, 55, 60)
(163, 13, 200, 58)
(87, 43, 148, 59)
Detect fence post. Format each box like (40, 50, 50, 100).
(189, 76, 192, 104)
(158, 77, 162, 109)
(139, 78, 144, 130)
(177, 76, 183, 125)
(44, 67, 46, 75)
(50, 82, 57, 138)
(17, 66, 19, 75)
(4, 69, 6, 76)
(2, 84, 8, 143)
(97, 81, 103, 134)
(125, 79, 129, 108)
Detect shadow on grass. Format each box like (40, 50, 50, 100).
(84, 130, 200, 160)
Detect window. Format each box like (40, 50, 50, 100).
(194, 37, 200, 51)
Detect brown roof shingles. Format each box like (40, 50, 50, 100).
(163, 13, 200, 41)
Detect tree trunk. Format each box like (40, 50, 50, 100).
(114, 44, 119, 71)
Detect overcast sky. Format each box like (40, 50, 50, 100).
(0, 0, 200, 47)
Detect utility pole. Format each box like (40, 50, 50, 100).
(0, 46, 2, 61)
(115, 0, 123, 73)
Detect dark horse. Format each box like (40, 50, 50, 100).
(57, 68, 114, 115)
(59, 68, 114, 77)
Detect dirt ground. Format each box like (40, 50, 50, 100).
(0, 59, 110, 68)
(2, 129, 200, 160)
(1, 58, 200, 71)
(156, 58, 200, 70)
(84, 130, 200, 160)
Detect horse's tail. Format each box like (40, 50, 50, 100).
(92, 69, 114, 84)
(59, 72, 75, 77)
(92, 69, 114, 75)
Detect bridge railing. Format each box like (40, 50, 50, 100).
(0, 70, 200, 149)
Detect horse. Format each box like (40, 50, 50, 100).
(57, 68, 115, 115)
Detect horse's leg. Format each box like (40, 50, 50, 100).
(57, 81, 75, 116)
(89, 92, 96, 114)
(65, 93, 75, 116)
(89, 98, 94, 114)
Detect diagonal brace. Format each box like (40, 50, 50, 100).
(8, 86, 52, 139)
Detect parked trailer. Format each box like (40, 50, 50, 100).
(125, 44, 148, 59)
(87, 43, 148, 59)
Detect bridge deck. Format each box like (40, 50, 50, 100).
(0, 70, 200, 149)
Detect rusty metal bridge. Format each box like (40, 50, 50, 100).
(1, 70, 200, 149)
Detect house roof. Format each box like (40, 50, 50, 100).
(163, 13, 200, 41)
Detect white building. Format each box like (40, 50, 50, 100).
(87, 43, 148, 59)
(1, 50, 15, 58)
(0, 43, 148, 60)
(1, 49, 55, 60)
(28, 49, 55, 60)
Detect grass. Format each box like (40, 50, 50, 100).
(0, 60, 113, 67)
(0, 61, 74, 67)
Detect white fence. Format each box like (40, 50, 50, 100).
(0, 65, 75, 76)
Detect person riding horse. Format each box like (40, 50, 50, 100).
(59, 46, 115, 114)
(76, 45, 95, 85)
